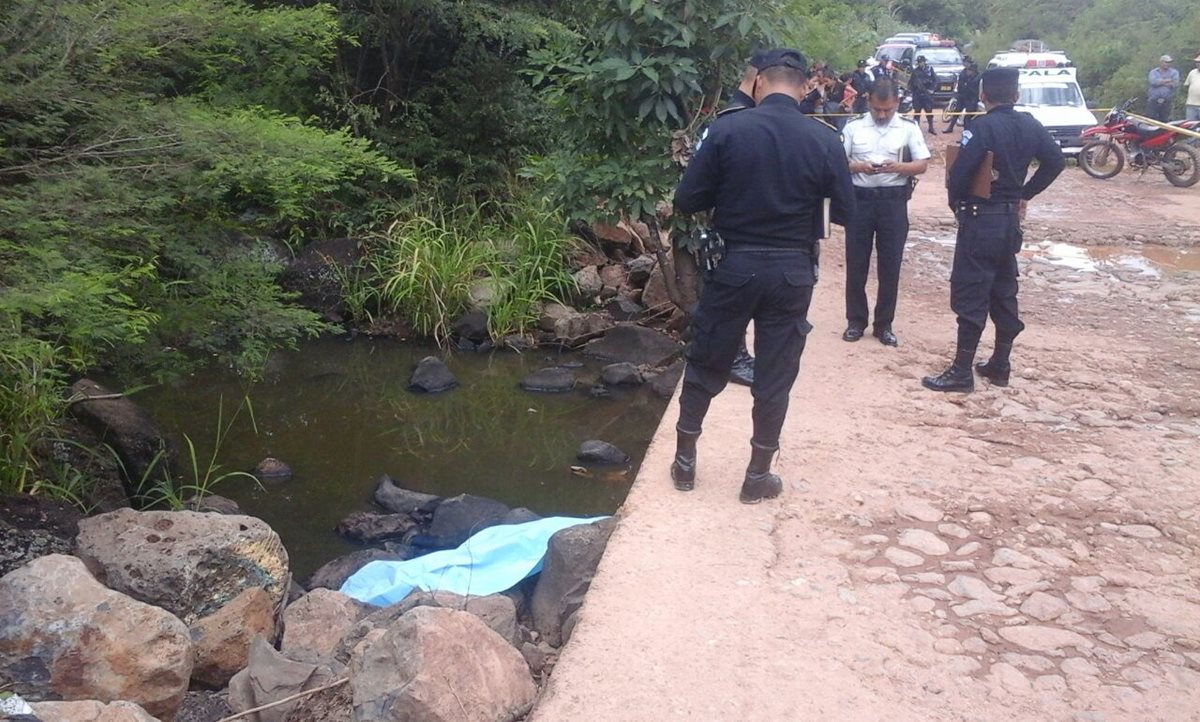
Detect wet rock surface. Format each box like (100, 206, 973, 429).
(519, 367, 577, 393)
(407, 356, 458, 393)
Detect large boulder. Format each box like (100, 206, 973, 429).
(552, 312, 614, 344)
(350, 607, 535, 722)
(451, 309, 489, 343)
(373, 476, 440, 515)
(572, 266, 603, 301)
(282, 589, 369, 661)
(335, 512, 416, 544)
(0, 555, 193, 720)
(423, 494, 511, 549)
(531, 518, 617, 646)
(0, 494, 80, 577)
(600, 362, 644, 386)
(227, 638, 341, 722)
(74, 509, 290, 625)
(584, 323, 681, 367)
(190, 587, 278, 689)
(304, 549, 409, 592)
(407, 357, 458, 393)
(68, 379, 173, 494)
(29, 700, 159, 722)
(338, 592, 519, 656)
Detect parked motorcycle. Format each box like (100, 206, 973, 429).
(1078, 98, 1200, 188)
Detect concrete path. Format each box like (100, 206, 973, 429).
(530, 150, 1200, 721)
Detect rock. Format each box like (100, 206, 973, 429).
(424, 494, 511, 549)
(984, 567, 1043, 586)
(991, 547, 1038, 569)
(625, 255, 656, 286)
(1020, 592, 1070, 621)
(500, 507, 542, 526)
(469, 277, 503, 309)
(604, 295, 644, 322)
(335, 511, 416, 544)
(29, 700, 159, 721)
(573, 266, 604, 300)
(1061, 657, 1101, 676)
(305, 549, 409, 591)
(184, 494, 242, 515)
(531, 518, 616, 646)
(951, 600, 1017, 617)
(599, 362, 644, 386)
(576, 440, 628, 466)
(584, 324, 681, 367)
(176, 690, 232, 722)
(520, 367, 577, 393)
(451, 309, 489, 342)
(896, 500, 943, 523)
(988, 662, 1032, 695)
(335, 591, 520, 660)
(552, 312, 614, 343)
(937, 523, 971, 539)
(1124, 631, 1167, 650)
(350, 607, 535, 722)
(1117, 524, 1162, 539)
(227, 638, 340, 722)
(592, 222, 633, 247)
(648, 359, 684, 399)
(1065, 589, 1112, 613)
(538, 302, 574, 333)
(74, 509, 289, 625)
(191, 587, 278, 689)
(598, 264, 628, 290)
(373, 475, 440, 515)
(641, 263, 672, 309)
(283, 589, 368, 660)
(0, 555, 192, 720)
(948, 575, 1003, 602)
(0, 495, 80, 577)
(883, 547, 924, 568)
(279, 237, 358, 318)
(956, 542, 982, 556)
(69, 379, 172, 494)
(407, 357, 458, 393)
(898, 529, 950, 556)
(253, 457, 292, 480)
(998, 625, 1095, 654)
(520, 642, 548, 674)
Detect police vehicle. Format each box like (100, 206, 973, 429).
(986, 50, 1098, 155)
(874, 38, 964, 104)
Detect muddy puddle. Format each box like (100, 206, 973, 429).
(914, 234, 1200, 277)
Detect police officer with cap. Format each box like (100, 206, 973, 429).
(908, 55, 939, 134)
(922, 67, 1065, 392)
(670, 48, 854, 503)
(850, 59, 872, 114)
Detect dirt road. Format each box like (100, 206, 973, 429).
(530, 133, 1200, 721)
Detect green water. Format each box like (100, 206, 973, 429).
(133, 337, 672, 578)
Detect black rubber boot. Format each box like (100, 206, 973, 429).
(730, 341, 755, 387)
(739, 442, 783, 504)
(921, 346, 976, 393)
(975, 341, 1012, 386)
(927, 122, 938, 135)
(671, 427, 700, 491)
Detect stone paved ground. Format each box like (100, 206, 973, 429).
(530, 137, 1200, 721)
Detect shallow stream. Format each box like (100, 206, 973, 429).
(134, 337, 671, 577)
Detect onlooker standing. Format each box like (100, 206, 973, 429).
(908, 55, 939, 134)
(840, 79, 930, 347)
(1185, 55, 1200, 122)
(1147, 55, 1180, 122)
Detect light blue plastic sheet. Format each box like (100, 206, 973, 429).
(339, 516, 608, 606)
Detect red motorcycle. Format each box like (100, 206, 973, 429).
(1079, 98, 1200, 188)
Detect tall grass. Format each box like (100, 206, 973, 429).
(361, 191, 576, 345)
(0, 339, 68, 495)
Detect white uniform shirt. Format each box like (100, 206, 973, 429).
(842, 113, 931, 188)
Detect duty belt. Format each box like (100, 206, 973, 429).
(957, 201, 1020, 217)
(854, 185, 909, 200)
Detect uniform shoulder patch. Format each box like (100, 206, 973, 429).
(960, 129, 973, 146)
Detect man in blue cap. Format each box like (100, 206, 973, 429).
(670, 48, 854, 503)
(922, 67, 1065, 393)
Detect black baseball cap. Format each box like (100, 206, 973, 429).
(917, 55, 927, 62)
(981, 67, 1020, 85)
(756, 48, 808, 72)
(856, 59, 868, 68)
(748, 49, 771, 70)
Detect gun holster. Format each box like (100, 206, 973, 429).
(694, 227, 726, 276)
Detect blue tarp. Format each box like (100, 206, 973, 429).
(339, 516, 608, 606)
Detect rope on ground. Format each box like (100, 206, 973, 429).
(214, 677, 349, 722)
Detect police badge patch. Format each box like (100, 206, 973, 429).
(960, 129, 973, 146)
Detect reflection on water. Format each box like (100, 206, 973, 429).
(1024, 242, 1200, 277)
(133, 337, 672, 577)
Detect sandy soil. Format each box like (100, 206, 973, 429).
(530, 130, 1200, 721)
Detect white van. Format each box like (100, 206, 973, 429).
(986, 52, 1098, 155)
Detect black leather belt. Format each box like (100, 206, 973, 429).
(854, 185, 909, 199)
(957, 201, 1019, 216)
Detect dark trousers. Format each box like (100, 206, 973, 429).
(677, 248, 816, 450)
(1147, 96, 1173, 123)
(845, 191, 908, 331)
(950, 207, 1026, 351)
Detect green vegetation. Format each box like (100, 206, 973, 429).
(3, 0, 1195, 503)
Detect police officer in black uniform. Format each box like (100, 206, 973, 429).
(670, 48, 854, 503)
(922, 67, 1065, 393)
(850, 60, 872, 114)
(908, 55, 938, 134)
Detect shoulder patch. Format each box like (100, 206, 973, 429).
(960, 129, 973, 146)
(694, 126, 709, 153)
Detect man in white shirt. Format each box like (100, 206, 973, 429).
(840, 79, 930, 346)
(1186, 55, 1200, 122)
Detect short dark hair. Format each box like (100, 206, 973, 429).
(759, 65, 808, 87)
(867, 78, 900, 101)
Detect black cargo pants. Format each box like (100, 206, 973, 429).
(950, 203, 1026, 351)
(676, 247, 815, 450)
(845, 186, 909, 331)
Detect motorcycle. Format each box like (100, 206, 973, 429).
(1078, 98, 1200, 188)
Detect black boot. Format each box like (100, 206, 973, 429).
(921, 346, 976, 392)
(739, 442, 783, 504)
(975, 341, 1012, 386)
(671, 427, 700, 491)
(730, 342, 755, 387)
